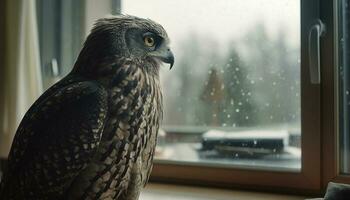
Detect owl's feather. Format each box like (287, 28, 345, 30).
(0, 15, 171, 200)
(0, 79, 108, 199)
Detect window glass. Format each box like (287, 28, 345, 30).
(339, 0, 350, 174)
(124, 0, 301, 170)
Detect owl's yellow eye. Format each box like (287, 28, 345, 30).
(144, 36, 155, 47)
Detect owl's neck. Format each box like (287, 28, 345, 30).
(71, 55, 160, 90)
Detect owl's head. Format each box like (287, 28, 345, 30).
(73, 15, 174, 76)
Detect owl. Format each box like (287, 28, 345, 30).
(0, 15, 174, 200)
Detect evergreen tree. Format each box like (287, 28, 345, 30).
(222, 47, 257, 127)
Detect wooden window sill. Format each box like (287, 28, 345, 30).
(140, 183, 307, 200)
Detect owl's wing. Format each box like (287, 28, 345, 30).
(1, 80, 108, 199)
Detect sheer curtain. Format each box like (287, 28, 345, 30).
(0, 0, 43, 158)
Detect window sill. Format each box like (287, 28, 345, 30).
(140, 183, 307, 200)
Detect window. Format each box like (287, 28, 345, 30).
(35, 0, 349, 193)
(338, 0, 349, 175)
(36, 0, 85, 89)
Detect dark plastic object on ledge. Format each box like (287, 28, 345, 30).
(324, 182, 350, 200)
(306, 182, 350, 200)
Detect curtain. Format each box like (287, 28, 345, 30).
(0, 0, 43, 158)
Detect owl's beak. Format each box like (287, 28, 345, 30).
(160, 49, 175, 70)
(150, 47, 175, 69)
